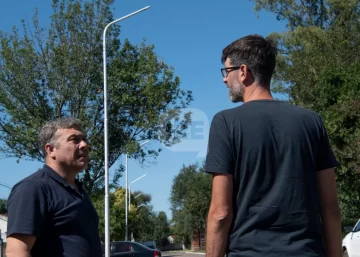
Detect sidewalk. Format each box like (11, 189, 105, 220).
(166, 250, 205, 255)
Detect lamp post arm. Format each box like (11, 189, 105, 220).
(129, 174, 147, 211)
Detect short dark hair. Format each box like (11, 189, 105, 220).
(221, 34, 277, 85)
(39, 116, 85, 158)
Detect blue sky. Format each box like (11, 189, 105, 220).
(0, 0, 287, 219)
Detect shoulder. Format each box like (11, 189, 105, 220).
(9, 168, 51, 199)
(216, 105, 244, 118)
(211, 106, 244, 124)
(285, 102, 318, 115)
(259, 100, 323, 124)
(213, 101, 277, 120)
(16, 167, 49, 185)
(285, 103, 324, 126)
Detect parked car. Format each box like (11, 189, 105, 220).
(102, 241, 161, 257)
(139, 241, 157, 250)
(343, 219, 360, 257)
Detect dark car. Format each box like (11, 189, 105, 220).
(139, 241, 156, 250)
(102, 241, 162, 257)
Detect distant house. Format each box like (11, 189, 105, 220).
(0, 215, 7, 243)
(191, 230, 205, 251)
(167, 235, 175, 243)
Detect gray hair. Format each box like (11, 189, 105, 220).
(39, 116, 85, 158)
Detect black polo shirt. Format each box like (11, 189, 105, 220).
(7, 164, 102, 257)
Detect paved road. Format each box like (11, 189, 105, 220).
(162, 251, 205, 257)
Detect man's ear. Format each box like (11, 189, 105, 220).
(45, 143, 55, 158)
(238, 64, 253, 84)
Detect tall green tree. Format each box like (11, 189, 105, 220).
(129, 192, 171, 245)
(252, 0, 360, 225)
(153, 211, 170, 247)
(93, 188, 130, 241)
(129, 190, 156, 242)
(93, 187, 156, 242)
(170, 163, 212, 249)
(0, 199, 6, 214)
(0, 0, 193, 194)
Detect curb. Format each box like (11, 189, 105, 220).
(185, 252, 205, 255)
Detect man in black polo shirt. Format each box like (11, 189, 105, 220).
(205, 35, 342, 257)
(6, 117, 102, 257)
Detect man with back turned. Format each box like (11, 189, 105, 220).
(205, 34, 342, 257)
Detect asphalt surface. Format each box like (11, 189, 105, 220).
(162, 251, 205, 257)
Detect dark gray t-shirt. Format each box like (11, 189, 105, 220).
(205, 100, 337, 257)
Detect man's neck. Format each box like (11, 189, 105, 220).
(243, 84, 273, 103)
(46, 162, 78, 185)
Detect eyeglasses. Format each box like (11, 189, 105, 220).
(220, 67, 240, 78)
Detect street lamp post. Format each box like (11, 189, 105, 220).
(127, 174, 146, 242)
(125, 154, 129, 241)
(125, 139, 150, 241)
(102, 6, 150, 257)
(129, 174, 147, 211)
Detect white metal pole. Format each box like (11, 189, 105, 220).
(129, 174, 147, 211)
(125, 140, 150, 241)
(125, 153, 128, 241)
(102, 6, 150, 257)
(127, 140, 150, 211)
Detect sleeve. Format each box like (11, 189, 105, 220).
(205, 113, 234, 174)
(7, 180, 47, 238)
(316, 115, 338, 171)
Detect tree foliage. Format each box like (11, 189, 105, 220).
(93, 188, 126, 241)
(128, 190, 156, 242)
(170, 163, 212, 249)
(0, 0, 193, 194)
(93, 188, 170, 244)
(252, 0, 360, 225)
(153, 211, 170, 247)
(0, 199, 6, 214)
